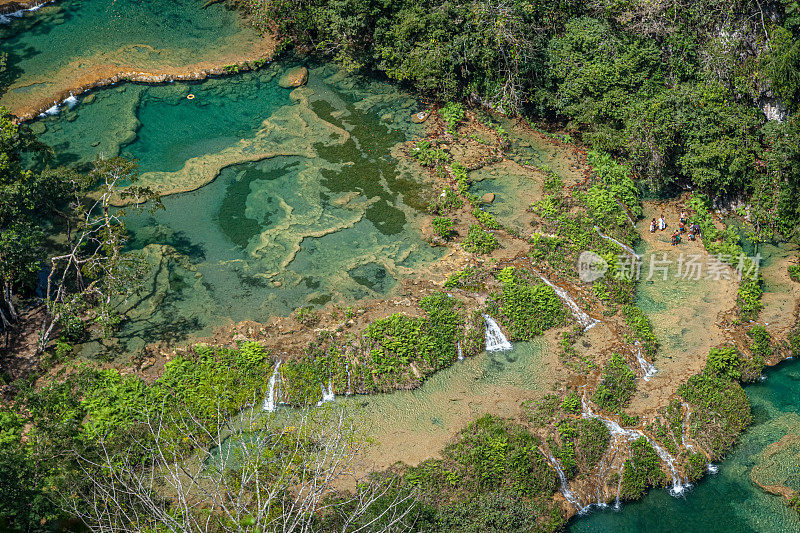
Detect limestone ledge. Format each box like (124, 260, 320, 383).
(0, 0, 54, 15)
(14, 58, 274, 123)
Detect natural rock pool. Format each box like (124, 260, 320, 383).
(569, 357, 800, 532)
(0, 0, 270, 118)
(32, 64, 442, 356)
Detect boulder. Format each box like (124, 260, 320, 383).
(411, 110, 430, 123)
(481, 192, 495, 204)
(278, 66, 308, 88)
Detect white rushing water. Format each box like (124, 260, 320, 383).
(580, 389, 690, 497)
(483, 315, 513, 352)
(0, 1, 51, 24)
(536, 273, 599, 331)
(547, 453, 587, 513)
(594, 226, 640, 259)
(633, 342, 657, 381)
(457, 341, 464, 361)
(345, 362, 352, 395)
(317, 378, 335, 406)
(262, 361, 282, 412)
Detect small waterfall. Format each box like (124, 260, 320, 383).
(262, 361, 282, 412)
(63, 93, 79, 109)
(483, 315, 513, 352)
(581, 389, 690, 497)
(594, 226, 640, 258)
(649, 439, 689, 496)
(707, 463, 719, 474)
(317, 378, 335, 406)
(547, 453, 586, 512)
(457, 341, 464, 361)
(0, 1, 51, 25)
(633, 343, 657, 381)
(536, 274, 599, 331)
(345, 363, 352, 396)
(614, 465, 624, 509)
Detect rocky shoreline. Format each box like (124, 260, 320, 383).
(0, 0, 53, 15)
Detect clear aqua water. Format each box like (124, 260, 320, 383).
(32, 65, 440, 356)
(0, 0, 262, 113)
(569, 354, 800, 532)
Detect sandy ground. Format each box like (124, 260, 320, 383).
(627, 199, 739, 415)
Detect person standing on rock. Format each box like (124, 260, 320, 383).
(659, 215, 666, 231)
(650, 218, 657, 233)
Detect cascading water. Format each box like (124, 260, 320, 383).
(580, 389, 690, 497)
(633, 342, 657, 381)
(536, 273, 599, 331)
(345, 363, 352, 396)
(317, 378, 335, 406)
(262, 361, 282, 412)
(483, 315, 513, 352)
(594, 226, 640, 259)
(457, 341, 464, 361)
(614, 465, 624, 509)
(548, 453, 586, 513)
(649, 439, 689, 496)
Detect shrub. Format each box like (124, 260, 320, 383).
(789, 264, 800, 283)
(451, 161, 470, 194)
(473, 207, 501, 229)
(592, 353, 636, 411)
(413, 140, 450, 167)
(620, 437, 667, 500)
(705, 347, 741, 380)
(463, 224, 499, 254)
(561, 392, 581, 414)
(428, 187, 463, 214)
(679, 372, 752, 459)
(493, 268, 567, 340)
(622, 305, 658, 358)
(432, 216, 454, 240)
(440, 102, 465, 134)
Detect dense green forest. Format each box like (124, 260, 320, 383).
(2, 0, 800, 531)
(245, 0, 800, 239)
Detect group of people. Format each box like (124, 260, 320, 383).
(649, 211, 701, 245)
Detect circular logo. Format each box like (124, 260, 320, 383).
(577, 251, 608, 282)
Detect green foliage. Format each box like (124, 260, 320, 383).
(364, 292, 462, 379)
(789, 264, 800, 283)
(462, 224, 499, 254)
(622, 305, 658, 358)
(472, 207, 500, 229)
(432, 216, 455, 240)
(440, 102, 465, 134)
(705, 347, 742, 381)
(492, 268, 567, 340)
(620, 437, 667, 500)
(592, 353, 636, 412)
(561, 392, 580, 414)
(443, 415, 557, 497)
(443, 267, 481, 290)
(679, 372, 752, 459)
(451, 161, 470, 194)
(428, 187, 463, 214)
(294, 306, 317, 326)
(413, 140, 450, 167)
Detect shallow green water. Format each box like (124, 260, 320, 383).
(33, 65, 440, 356)
(0, 0, 262, 114)
(569, 358, 800, 532)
